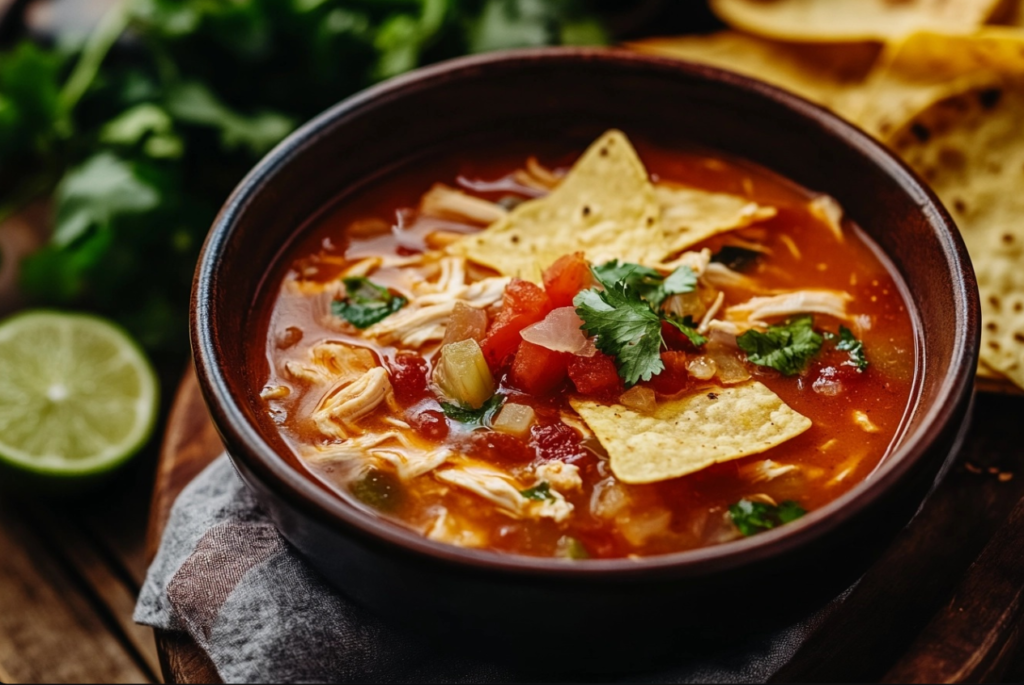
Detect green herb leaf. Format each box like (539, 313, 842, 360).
(439, 394, 504, 428)
(736, 315, 823, 376)
(649, 265, 698, 309)
(332, 277, 407, 329)
(556, 535, 590, 559)
(711, 245, 762, 272)
(592, 260, 663, 293)
(349, 468, 403, 512)
(574, 284, 665, 386)
(52, 153, 163, 247)
(520, 481, 554, 501)
(729, 499, 807, 537)
(826, 325, 869, 372)
(665, 314, 708, 347)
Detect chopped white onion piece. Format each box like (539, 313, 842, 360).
(520, 307, 595, 355)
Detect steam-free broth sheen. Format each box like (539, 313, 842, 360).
(256, 131, 918, 559)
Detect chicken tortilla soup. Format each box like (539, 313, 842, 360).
(257, 130, 918, 559)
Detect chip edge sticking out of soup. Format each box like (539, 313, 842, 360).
(256, 129, 918, 560)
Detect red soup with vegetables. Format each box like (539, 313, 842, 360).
(256, 130, 918, 560)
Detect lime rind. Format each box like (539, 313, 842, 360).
(0, 310, 158, 478)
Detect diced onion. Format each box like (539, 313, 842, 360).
(440, 301, 488, 347)
(619, 385, 656, 413)
(520, 307, 594, 355)
(493, 403, 536, 436)
(686, 356, 717, 381)
(433, 339, 495, 409)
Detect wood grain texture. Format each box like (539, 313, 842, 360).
(0, 500, 153, 684)
(149, 371, 1024, 684)
(883, 495, 1024, 683)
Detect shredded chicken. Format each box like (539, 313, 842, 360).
(364, 258, 509, 347)
(285, 342, 377, 385)
(808, 195, 845, 242)
(697, 291, 726, 334)
(304, 431, 451, 480)
(702, 262, 758, 290)
(739, 460, 799, 483)
(535, 461, 583, 492)
(260, 385, 290, 400)
(657, 248, 712, 275)
(426, 508, 487, 547)
(420, 184, 508, 226)
(435, 464, 574, 522)
(312, 367, 396, 439)
(726, 289, 853, 324)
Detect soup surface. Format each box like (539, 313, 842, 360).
(257, 131, 918, 559)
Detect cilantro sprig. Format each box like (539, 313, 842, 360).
(729, 499, 807, 537)
(825, 326, 869, 372)
(332, 277, 407, 329)
(439, 394, 504, 428)
(520, 481, 555, 501)
(736, 315, 823, 376)
(575, 261, 702, 386)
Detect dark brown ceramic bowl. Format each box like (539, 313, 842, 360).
(191, 48, 978, 668)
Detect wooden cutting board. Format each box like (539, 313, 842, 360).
(147, 368, 1024, 683)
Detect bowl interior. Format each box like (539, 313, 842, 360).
(194, 48, 977, 571)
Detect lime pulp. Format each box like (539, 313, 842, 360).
(0, 310, 158, 478)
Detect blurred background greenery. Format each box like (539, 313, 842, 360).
(0, 0, 715, 375)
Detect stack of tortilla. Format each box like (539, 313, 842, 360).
(628, 0, 1024, 393)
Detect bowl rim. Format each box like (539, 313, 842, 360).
(192, 46, 979, 579)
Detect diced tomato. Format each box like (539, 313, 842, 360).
(509, 340, 569, 396)
(386, 352, 429, 406)
(567, 352, 624, 398)
(542, 252, 593, 308)
(643, 350, 689, 396)
(481, 279, 552, 369)
(408, 408, 449, 441)
(662, 320, 706, 351)
(530, 421, 587, 463)
(459, 431, 534, 465)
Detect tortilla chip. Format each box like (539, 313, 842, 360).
(855, 29, 1024, 137)
(627, 32, 879, 116)
(446, 130, 664, 281)
(570, 381, 811, 484)
(887, 79, 1024, 389)
(710, 0, 1002, 42)
(657, 183, 777, 255)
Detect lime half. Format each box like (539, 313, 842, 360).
(0, 310, 158, 481)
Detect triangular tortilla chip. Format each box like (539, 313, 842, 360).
(855, 29, 1024, 138)
(887, 78, 1024, 390)
(446, 130, 664, 281)
(627, 32, 879, 117)
(657, 183, 777, 256)
(709, 0, 1002, 42)
(570, 381, 811, 484)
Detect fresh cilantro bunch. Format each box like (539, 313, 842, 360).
(574, 260, 701, 386)
(1, 0, 609, 359)
(729, 498, 806, 537)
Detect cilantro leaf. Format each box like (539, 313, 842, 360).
(574, 284, 665, 386)
(520, 481, 554, 501)
(826, 326, 869, 372)
(649, 265, 698, 309)
(729, 499, 807, 537)
(592, 260, 662, 294)
(332, 277, 407, 329)
(736, 315, 823, 376)
(665, 314, 708, 347)
(439, 394, 504, 428)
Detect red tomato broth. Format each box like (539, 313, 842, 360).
(256, 137, 919, 560)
